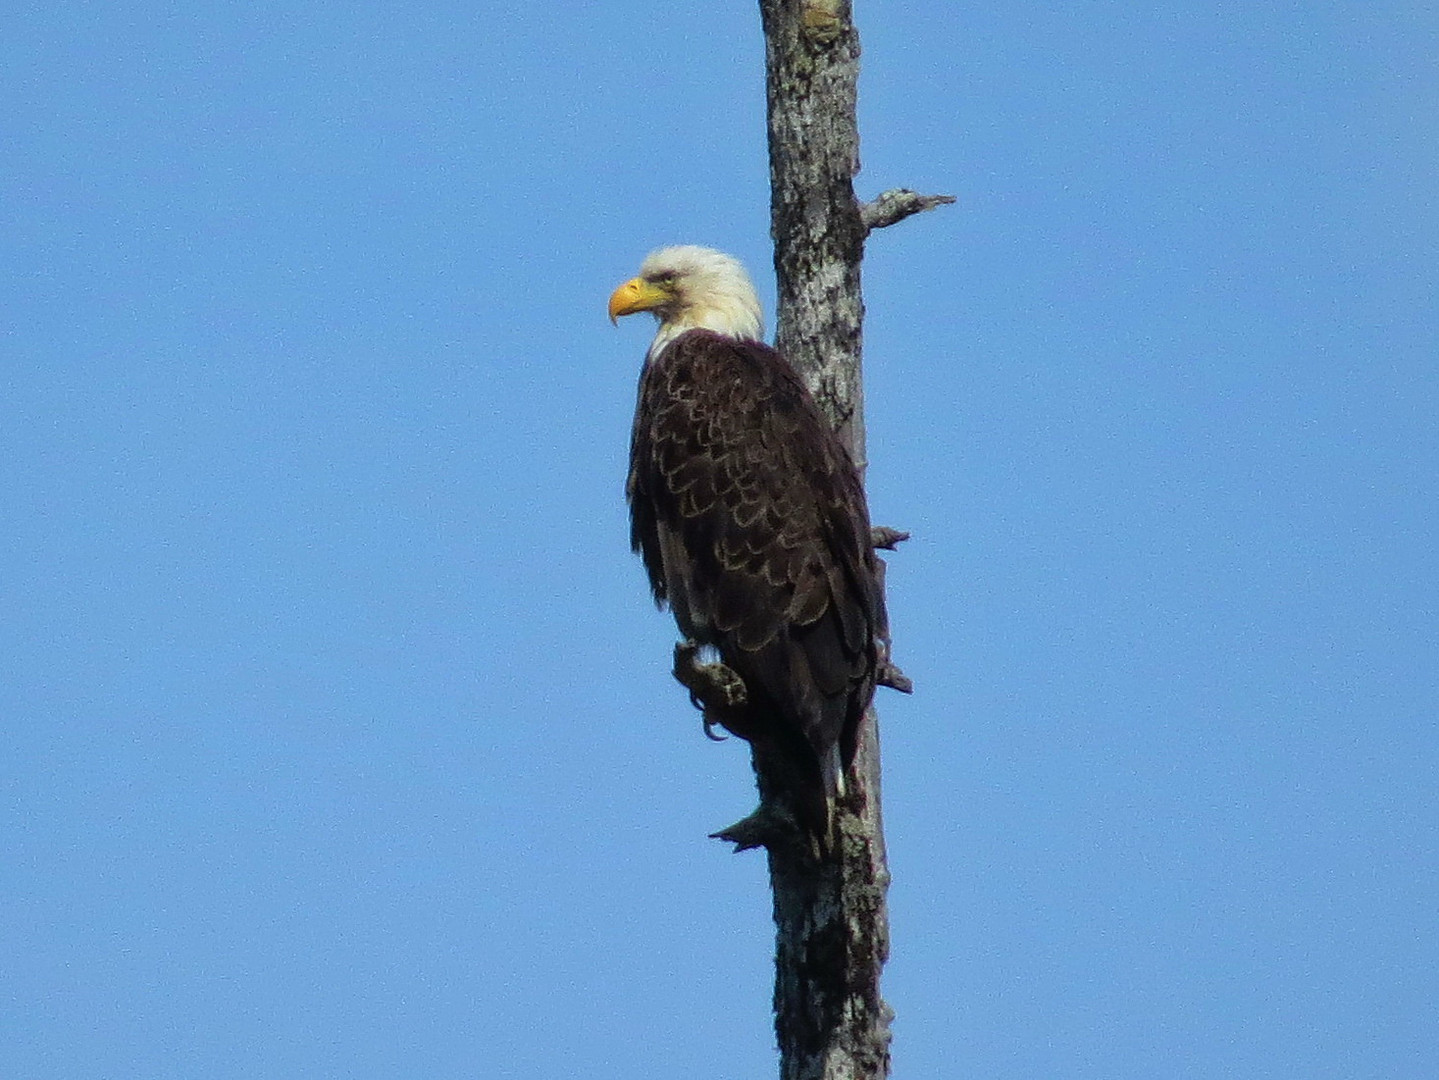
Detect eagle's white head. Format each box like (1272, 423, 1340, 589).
(608, 245, 765, 357)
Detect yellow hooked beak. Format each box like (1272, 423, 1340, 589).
(608, 277, 672, 325)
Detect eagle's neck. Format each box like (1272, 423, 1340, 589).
(649, 296, 764, 360)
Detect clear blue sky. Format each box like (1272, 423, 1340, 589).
(3, 3, 1435, 1077)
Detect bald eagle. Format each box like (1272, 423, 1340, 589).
(609, 246, 897, 842)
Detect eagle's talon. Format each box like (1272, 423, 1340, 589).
(672, 640, 748, 710)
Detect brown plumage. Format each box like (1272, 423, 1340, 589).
(610, 246, 890, 838)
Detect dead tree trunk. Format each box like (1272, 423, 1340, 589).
(753, 2, 951, 1079)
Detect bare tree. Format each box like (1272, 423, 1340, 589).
(749, 3, 950, 1079)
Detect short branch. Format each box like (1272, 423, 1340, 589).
(710, 802, 807, 855)
(871, 525, 910, 551)
(860, 188, 956, 234)
(878, 660, 913, 695)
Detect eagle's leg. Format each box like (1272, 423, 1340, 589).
(672, 640, 748, 740)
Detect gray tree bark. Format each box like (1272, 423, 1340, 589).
(751, 3, 951, 1079)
